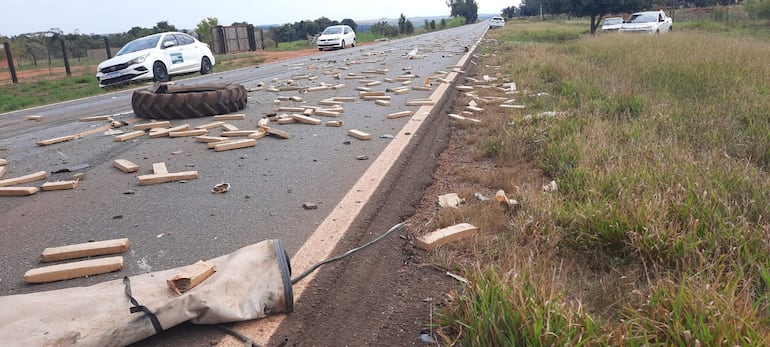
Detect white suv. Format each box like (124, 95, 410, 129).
(317, 25, 356, 50)
(96, 32, 215, 87)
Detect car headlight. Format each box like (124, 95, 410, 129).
(127, 53, 150, 66)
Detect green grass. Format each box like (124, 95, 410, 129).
(431, 16, 770, 345)
(0, 75, 107, 112)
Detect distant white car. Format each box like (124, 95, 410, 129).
(317, 25, 356, 51)
(601, 17, 624, 32)
(489, 16, 505, 28)
(96, 32, 215, 88)
(619, 10, 673, 34)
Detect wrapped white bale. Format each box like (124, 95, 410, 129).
(0, 239, 293, 347)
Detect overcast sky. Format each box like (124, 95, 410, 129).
(1, 0, 521, 37)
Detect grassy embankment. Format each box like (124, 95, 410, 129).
(430, 18, 770, 345)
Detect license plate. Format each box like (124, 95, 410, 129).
(104, 71, 120, 79)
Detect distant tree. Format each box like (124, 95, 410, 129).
(371, 21, 399, 37)
(153, 21, 177, 33)
(430, 19, 437, 30)
(440, 18, 447, 28)
(424, 19, 431, 29)
(341, 18, 358, 31)
(519, 0, 543, 17)
(195, 17, 219, 45)
(398, 13, 407, 34)
(446, 0, 479, 23)
(502, 6, 518, 18)
(745, 0, 770, 20)
(404, 20, 415, 34)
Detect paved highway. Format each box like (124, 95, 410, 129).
(0, 21, 488, 342)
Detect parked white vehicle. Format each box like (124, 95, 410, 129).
(618, 10, 673, 34)
(489, 16, 505, 28)
(317, 25, 356, 50)
(601, 17, 624, 32)
(96, 32, 215, 88)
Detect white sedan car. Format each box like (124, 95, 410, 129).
(619, 10, 673, 34)
(489, 16, 505, 29)
(317, 25, 356, 50)
(96, 32, 215, 87)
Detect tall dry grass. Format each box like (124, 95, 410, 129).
(433, 21, 770, 345)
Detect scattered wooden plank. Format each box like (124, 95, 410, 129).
(79, 115, 113, 122)
(207, 140, 238, 149)
(362, 95, 391, 101)
(0, 159, 6, 166)
(41, 238, 130, 262)
(194, 121, 225, 130)
(277, 117, 296, 125)
(169, 129, 208, 137)
(148, 124, 190, 138)
(406, 99, 435, 106)
(0, 187, 38, 196)
(36, 135, 76, 146)
(26, 115, 43, 121)
(133, 121, 170, 130)
(348, 129, 372, 140)
(326, 120, 344, 127)
(113, 130, 145, 142)
(333, 96, 356, 102)
(24, 256, 124, 284)
(152, 163, 168, 175)
(214, 139, 257, 151)
(0, 171, 48, 187)
(314, 110, 342, 117)
(0, 166, 5, 179)
(137, 171, 199, 185)
(248, 131, 267, 140)
(291, 114, 322, 125)
(393, 88, 410, 95)
(319, 100, 343, 106)
(265, 127, 292, 139)
(221, 123, 239, 132)
(213, 114, 246, 121)
(113, 159, 139, 173)
(415, 223, 478, 251)
(359, 91, 386, 98)
(222, 130, 261, 137)
(257, 118, 270, 127)
(167, 260, 216, 294)
(306, 86, 331, 92)
(275, 107, 306, 112)
(412, 86, 432, 91)
(40, 180, 79, 191)
(195, 135, 229, 143)
(387, 111, 414, 119)
(375, 100, 392, 107)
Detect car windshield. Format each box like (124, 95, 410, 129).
(323, 27, 343, 35)
(116, 35, 160, 56)
(627, 13, 658, 23)
(604, 18, 622, 25)
(492, 17, 503, 21)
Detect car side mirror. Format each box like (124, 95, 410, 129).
(163, 41, 175, 49)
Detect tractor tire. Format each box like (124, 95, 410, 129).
(131, 83, 247, 119)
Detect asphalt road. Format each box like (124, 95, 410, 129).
(0, 21, 487, 322)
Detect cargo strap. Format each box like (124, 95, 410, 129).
(123, 276, 163, 333)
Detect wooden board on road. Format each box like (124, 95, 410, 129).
(41, 180, 79, 191)
(24, 256, 124, 283)
(113, 159, 139, 173)
(113, 130, 145, 142)
(36, 135, 75, 146)
(138, 171, 199, 185)
(41, 238, 130, 262)
(0, 171, 47, 187)
(0, 187, 38, 196)
(214, 139, 257, 152)
(213, 114, 246, 121)
(133, 121, 170, 130)
(348, 129, 372, 140)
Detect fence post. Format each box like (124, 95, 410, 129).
(3, 42, 18, 83)
(60, 39, 71, 77)
(103, 37, 112, 59)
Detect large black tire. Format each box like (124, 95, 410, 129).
(131, 83, 247, 119)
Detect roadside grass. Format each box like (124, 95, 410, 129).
(431, 20, 770, 345)
(0, 75, 107, 112)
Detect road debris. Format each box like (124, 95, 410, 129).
(0, 187, 38, 196)
(79, 115, 113, 122)
(214, 139, 257, 152)
(211, 182, 231, 194)
(387, 111, 414, 119)
(0, 171, 48, 187)
(348, 129, 372, 140)
(113, 130, 145, 142)
(40, 238, 130, 262)
(26, 115, 43, 122)
(416, 223, 478, 251)
(133, 121, 171, 130)
(438, 193, 462, 208)
(24, 256, 124, 284)
(213, 114, 246, 121)
(167, 260, 216, 295)
(40, 180, 79, 191)
(302, 202, 318, 210)
(113, 159, 139, 173)
(36, 135, 76, 146)
(137, 164, 199, 186)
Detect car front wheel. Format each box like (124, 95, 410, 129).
(340, 40, 345, 49)
(352, 39, 356, 47)
(200, 57, 213, 75)
(153, 62, 169, 82)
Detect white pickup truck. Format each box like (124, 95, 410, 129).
(619, 10, 673, 34)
